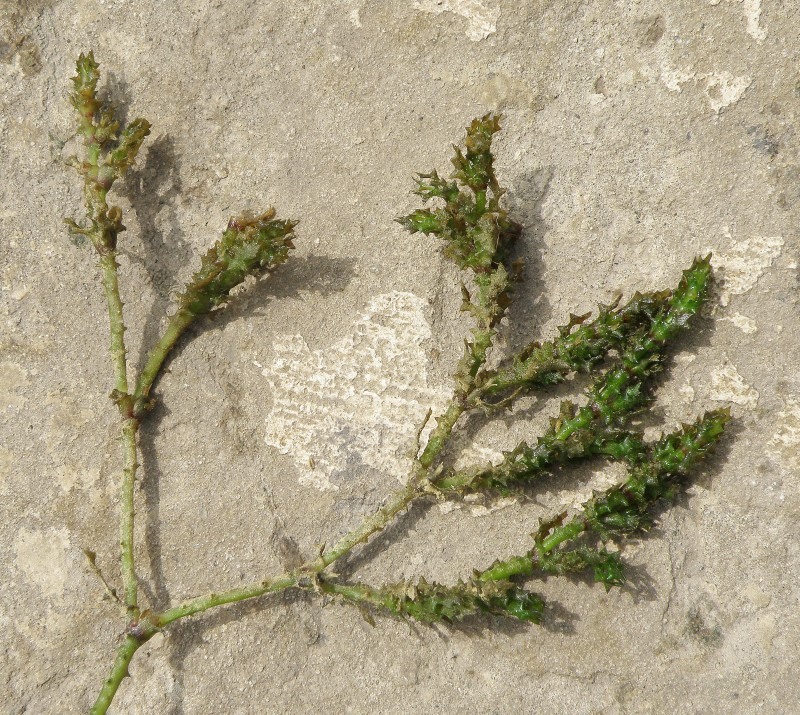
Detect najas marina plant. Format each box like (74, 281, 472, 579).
(62, 52, 729, 714)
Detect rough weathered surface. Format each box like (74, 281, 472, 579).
(1, 1, 798, 713)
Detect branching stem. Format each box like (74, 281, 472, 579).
(65, 77, 728, 714)
(90, 635, 147, 715)
(156, 574, 298, 627)
(99, 249, 140, 613)
(133, 307, 196, 414)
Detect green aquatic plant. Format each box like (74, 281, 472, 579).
(63, 52, 729, 714)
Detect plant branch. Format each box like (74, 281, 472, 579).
(62, 60, 732, 713)
(67, 52, 150, 616)
(132, 307, 195, 413)
(98, 252, 129, 396)
(82, 549, 122, 605)
(132, 212, 297, 416)
(155, 574, 298, 628)
(90, 635, 148, 715)
(317, 576, 544, 623)
(119, 415, 140, 611)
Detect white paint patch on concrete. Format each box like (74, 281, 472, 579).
(659, 66, 752, 113)
(55, 464, 100, 492)
(414, 0, 499, 41)
(9, 284, 28, 300)
(465, 496, 517, 517)
(345, 0, 362, 28)
(709, 358, 759, 408)
(704, 71, 752, 114)
(531, 462, 627, 514)
(719, 312, 758, 334)
(712, 234, 784, 306)
(0, 361, 29, 411)
(0, 445, 11, 496)
(709, 0, 767, 42)
(674, 352, 698, 365)
(661, 66, 696, 93)
(14, 527, 74, 597)
(452, 443, 503, 471)
(437, 501, 461, 515)
(768, 396, 800, 470)
(263, 292, 450, 491)
(565, 467, 624, 512)
(439, 495, 517, 517)
(744, 0, 767, 42)
(742, 581, 771, 609)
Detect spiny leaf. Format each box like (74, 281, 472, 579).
(525, 409, 731, 554)
(583, 408, 731, 538)
(397, 113, 520, 273)
(451, 113, 502, 192)
(178, 210, 298, 315)
(321, 577, 544, 624)
(108, 118, 152, 175)
(70, 51, 101, 116)
(476, 291, 672, 398)
(536, 545, 625, 591)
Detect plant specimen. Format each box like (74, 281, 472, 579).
(63, 52, 729, 714)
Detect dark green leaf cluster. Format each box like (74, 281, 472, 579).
(451, 113, 501, 192)
(321, 577, 543, 624)
(63, 51, 733, 681)
(396, 114, 521, 272)
(322, 396, 727, 625)
(177, 211, 297, 315)
(473, 410, 728, 593)
(439, 257, 713, 494)
(581, 408, 730, 538)
(387, 117, 728, 625)
(529, 408, 729, 564)
(478, 291, 672, 396)
(536, 544, 625, 590)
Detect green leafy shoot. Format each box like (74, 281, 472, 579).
(178, 210, 297, 316)
(61, 53, 731, 714)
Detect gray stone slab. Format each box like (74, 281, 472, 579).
(1, 1, 798, 713)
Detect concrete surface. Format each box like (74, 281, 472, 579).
(1, 1, 799, 713)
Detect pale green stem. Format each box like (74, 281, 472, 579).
(133, 307, 197, 413)
(98, 252, 129, 396)
(119, 417, 140, 612)
(418, 269, 506, 466)
(417, 401, 467, 468)
(154, 269, 507, 625)
(313, 466, 430, 571)
(94, 241, 508, 711)
(156, 574, 297, 627)
(317, 580, 392, 610)
(97, 250, 140, 613)
(538, 520, 586, 553)
(312, 266, 504, 569)
(477, 555, 535, 582)
(90, 635, 146, 715)
(150, 466, 435, 632)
